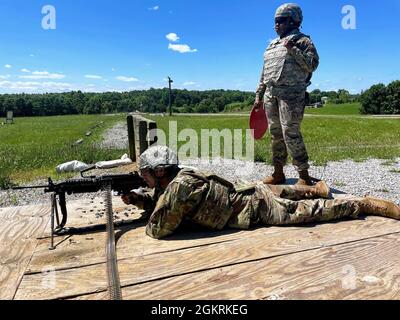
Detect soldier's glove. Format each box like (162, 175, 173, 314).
(253, 101, 263, 110)
(283, 39, 295, 50)
(121, 192, 139, 205)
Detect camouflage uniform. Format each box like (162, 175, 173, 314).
(256, 29, 319, 171)
(142, 169, 361, 239)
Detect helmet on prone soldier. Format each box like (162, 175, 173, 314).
(139, 145, 179, 173)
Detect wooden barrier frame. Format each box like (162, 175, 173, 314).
(5, 111, 14, 124)
(127, 115, 158, 162)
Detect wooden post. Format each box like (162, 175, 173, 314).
(127, 115, 136, 162)
(168, 77, 173, 116)
(6, 111, 13, 124)
(138, 120, 148, 155)
(148, 121, 158, 147)
(130, 115, 158, 159)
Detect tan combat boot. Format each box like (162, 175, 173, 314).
(296, 170, 313, 186)
(358, 196, 400, 219)
(263, 165, 286, 185)
(293, 181, 331, 199)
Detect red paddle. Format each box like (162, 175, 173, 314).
(249, 103, 269, 140)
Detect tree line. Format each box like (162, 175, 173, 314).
(360, 80, 400, 114)
(1, 84, 397, 116)
(309, 89, 360, 105)
(0, 89, 255, 117)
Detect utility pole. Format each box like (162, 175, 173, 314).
(168, 76, 173, 116)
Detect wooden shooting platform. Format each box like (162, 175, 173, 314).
(1, 193, 400, 300)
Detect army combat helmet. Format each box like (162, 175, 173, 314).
(275, 3, 303, 25)
(139, 145, 179, 171)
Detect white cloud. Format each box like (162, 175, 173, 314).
(166, 33, 180, 42)
(19, 71, 66, 80)
(149, 6, 159, 11)
(85, 74, 103, 79)
(183, 81, 196, 86)
(21, 68, 31, 73)
(168, 43, 198, 53)
(0, 75, 11, 79)
(111, 68, 116, 72)
(116, 76, 139, 82)
(4, 64, 12, 69)
(0, 80, 73, 92)
(29, 54, 35, 57)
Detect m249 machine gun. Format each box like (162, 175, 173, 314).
(13, 167, 145, 247)
(13, 167, 146, 300)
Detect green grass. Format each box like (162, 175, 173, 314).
(305, 103, 361, 115)
(0, 114, 126, 188)
(2, 106, 399, 188)
(148, 112, 400, 166)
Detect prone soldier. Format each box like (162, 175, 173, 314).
(122, 146, 400, 240)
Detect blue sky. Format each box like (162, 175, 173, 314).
(0, 0, 399, 94)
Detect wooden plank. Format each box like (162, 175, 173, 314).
(76, 233, 400, 300)
(14, 216, 400, 300)
(39, 196, 141, 233)
(0, 203, 49, 221)
(26, 223, 266, 274)
(0, 204, 49, 300)
(22, 189, 362, 274)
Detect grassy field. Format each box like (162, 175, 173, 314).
(148, 106, 400, 166)
(1, 103, 399, 188)
(0, 114, 126, 188)
(305, 103, 361, 115)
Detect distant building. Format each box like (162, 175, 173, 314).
(321, 97, 329, 104)
(313, 102, 323, 108)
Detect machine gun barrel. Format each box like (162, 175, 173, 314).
(12, 185, 50, 190)
(11, 172, 146, 234)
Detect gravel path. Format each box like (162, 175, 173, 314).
(99, 122, 129, 149)
(1, 121, 399, 207)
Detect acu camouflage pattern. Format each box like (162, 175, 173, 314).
(145, 169, 362, 239)
(275, 3, 303, 23)
(256, 29, 319, 171)
(251, 183, 361, 226)
(265, 88, 309, 170)
(139, 145, 179, 170)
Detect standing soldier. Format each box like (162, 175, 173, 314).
(254, 3, 319, 186)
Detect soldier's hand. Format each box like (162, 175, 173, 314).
(283, 39, 295, 50)
(121, 193, 138, 205)
(253, 100, 263, 110)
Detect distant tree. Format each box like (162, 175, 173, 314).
(360, 84, 387, 114)
(384, 80, 400, 114)
(337, 89, 351, 104)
